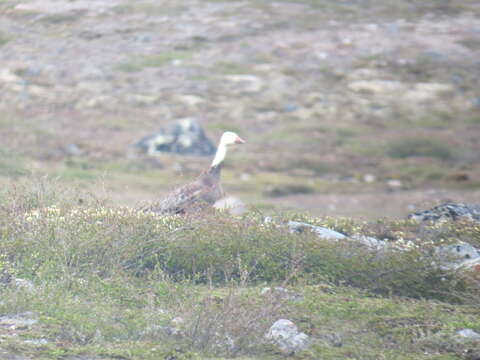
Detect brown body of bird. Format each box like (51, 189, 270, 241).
(146, 131, 245, 215)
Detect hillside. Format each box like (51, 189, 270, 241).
(0, 0, 480, 218)
(1, 0, 480, 359)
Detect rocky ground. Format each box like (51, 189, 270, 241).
(1, 1, 480, 358)
(1, 0, 480, 218)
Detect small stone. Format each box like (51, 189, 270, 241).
(240, 173, 251, 181)
(386, 23, 400, 34)
(340, 37, 353, 46)
(315, 51, 329, 59)
(265, 319, 311, 355)
(365, 23, 379, 31)
(363, 174, 376, 183)
(387, 179, 403, 189)
(0, 69, 22, 83)
(65, 144, 84, 157)
(224, 74, 264, 93)
(283, 103, 298, 112)
(175, 94, 205, 107)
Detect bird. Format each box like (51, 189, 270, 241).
(146, 131, 245, 215)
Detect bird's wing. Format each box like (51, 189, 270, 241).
(147, 180, 209, 214)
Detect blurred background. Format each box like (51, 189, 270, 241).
(1, 0, 479, 219)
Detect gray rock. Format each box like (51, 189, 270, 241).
(175, 94, 205, 107)
(12, 278, 35, 292)
(0, 312, 38, 328)
(408, 203, 480, 223)
(260, 287, 303, 301)
(434, 242, 480, 270)
(287, 221, 347, 240)
(386, 179, 403, 190)
(23, 338, 48, 346)
(265, 319, 311, 355)
(350, 234, 388, 250)
(224, 74, 264, 93)
(456, 328, 480, 341)
(136, 118, 216, 157)
(286, 220, 389, 251)
(453, 257, 480, 275)
(437, 243, 480, 262)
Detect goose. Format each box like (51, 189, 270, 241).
(146, 131, 245, 215)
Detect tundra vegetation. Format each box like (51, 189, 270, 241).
(0, 180, 479, 359)
(1, 0, 480, 358)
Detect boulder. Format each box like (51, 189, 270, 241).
(265, 319, 311, 355)
(136, 118, 216, 157)
(456, 328, 480, 341)
(408, 203, 480, 223)
(281, 220, 388, 250)
(287, 221, 347, 240)
(433, 242, 480, 271)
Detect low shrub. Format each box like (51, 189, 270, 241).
(386, 137, 455, 161)
(0, 182, 479, 306)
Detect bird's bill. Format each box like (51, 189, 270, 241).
(235, 136, 246, 144)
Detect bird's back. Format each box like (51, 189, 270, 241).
(147, 169, 223, 215)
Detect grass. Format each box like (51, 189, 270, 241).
(386, 137, 455, 161)
(0, 180, 479, 359)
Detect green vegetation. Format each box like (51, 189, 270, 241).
(387, 137, 455, 161)
(0, 181, 479, 359)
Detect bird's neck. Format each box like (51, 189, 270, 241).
(211, 142, 227, 168)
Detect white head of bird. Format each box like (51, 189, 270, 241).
(211, 131, 245, 167)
